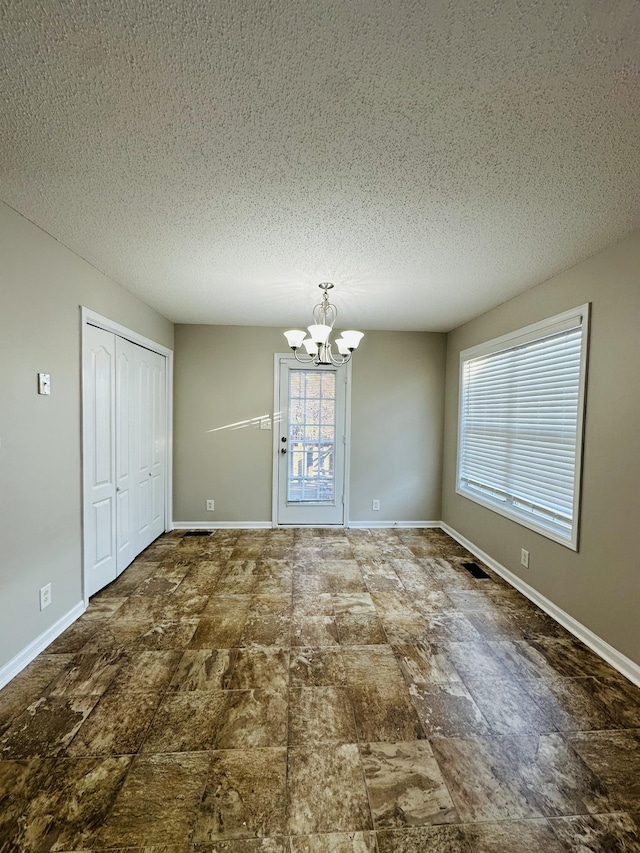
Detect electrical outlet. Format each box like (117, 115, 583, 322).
(372, 499, 380, 511)
(520, 548, 530, 569)
(206, 500, 215, 511)
(39, 583, 52, 610)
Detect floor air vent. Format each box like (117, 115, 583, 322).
(462, 561, 491, 579)
(183, 531, 212, 537)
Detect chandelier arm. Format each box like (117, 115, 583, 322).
(292, 349, 314, 364)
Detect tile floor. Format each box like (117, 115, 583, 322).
(1, 527, 639, 852)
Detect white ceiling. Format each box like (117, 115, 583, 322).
(1, 1, 639, 332)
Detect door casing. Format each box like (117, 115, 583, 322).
(272, 353, 352, 527)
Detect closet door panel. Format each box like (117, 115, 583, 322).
(83, 325, 117, 596)
(115, 341, 134, 573)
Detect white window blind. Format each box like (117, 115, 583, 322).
(457, 305, 589, 550)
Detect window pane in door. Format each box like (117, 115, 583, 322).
(288, 369, 336, 503)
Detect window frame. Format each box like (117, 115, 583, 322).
(456, 304, 590, 551)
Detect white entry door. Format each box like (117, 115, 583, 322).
(275, 358, 349, 525)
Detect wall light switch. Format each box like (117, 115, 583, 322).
(38, 373, 51, 395)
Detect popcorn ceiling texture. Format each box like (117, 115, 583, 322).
(1, 0, 638, 330)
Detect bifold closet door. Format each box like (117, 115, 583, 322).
(84, 328, 166, 597)
(126, 340, 166, 558)
(84, 325, 118, 596)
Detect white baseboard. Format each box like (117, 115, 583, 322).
(172, 521, 272, 530)
(440, 522, 640, 688)
(0, 600, 86, 691)
(348, 520, 440, 529)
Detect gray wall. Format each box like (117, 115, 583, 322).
(173, 326, 446, 524)
(442, 231, 640, 665)
(0, 202, 173, 672)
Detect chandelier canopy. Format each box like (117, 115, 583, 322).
(284, 282, 364, 366)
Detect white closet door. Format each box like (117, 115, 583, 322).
(148, 350, 166, 543)
(132, 345, 166, 554)
(84, 325, 167, 596)
(115, 338, 135, 573)
(83, 325, 117, 596)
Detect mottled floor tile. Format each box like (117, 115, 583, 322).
(393, 643, 462, 686)
(361, 740, 457, 828)
(375, 824, 469, 853)
(240, 613, 292, 647)
(580, 674, 640, 728)
(462, 818, 567, 852)
(105, 650, 182, 694)
(114, 593, 209, 623)
(332, 594, 376, 616)
(48, 651, 125, 697)
(193, 748, 287, 842)
(519, 676, 617, 732)
(292, 593, 334, 617)
(223, 648, 290, 691)
(190, 617, 247, 649)
(550, 812, 640, 851)
(488, 639, 573, 681)
(142, 689, 287, 752)
(370, 592, 420, 620)
(9, 754, 132, 852)
(97, 752, 210, 847)
(349, 682, 424, 742)
(463, 677, 556, 736)
(288, 687, 357, 745)
(445, 641, 513, 682)
(342, 646, 405, 686)
(410, 682, 490, 738)
(430, 736, 544, 822)
(45, 619, 101, 654)
(526, 636, 618, 680)
(291, 616, 340, 647)
(202, 594, 252, 619)
(377, 617, 427, 645)
(288, 832, 377, 852)
(0, 695, 98, 758)
(465, 608, 523, 640)
(498, 732, 619, 817)
(67, 691, 161, 755)
(0, 655, 74, 733)
(168, 649, 233, 691)
(83, 596, 128, 620)
(287, 744, 372, 835)
(135, 619, 200, 651)
(566, 730, 640, 812)
(141, 692, 228, 752)
(193, 839, 288, 852)
(336, 614, 387, 645)
(5, 527, 638, 851)
(290, 648, 347, 686)
(215, 688, 288, 748)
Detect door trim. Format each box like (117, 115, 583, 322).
(81, 307, 174, 605)
(272, 353, 352, 527)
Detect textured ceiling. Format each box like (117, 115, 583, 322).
(1, 0, 639, 331)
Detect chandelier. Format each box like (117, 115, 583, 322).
(284, 282, 364, 365)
